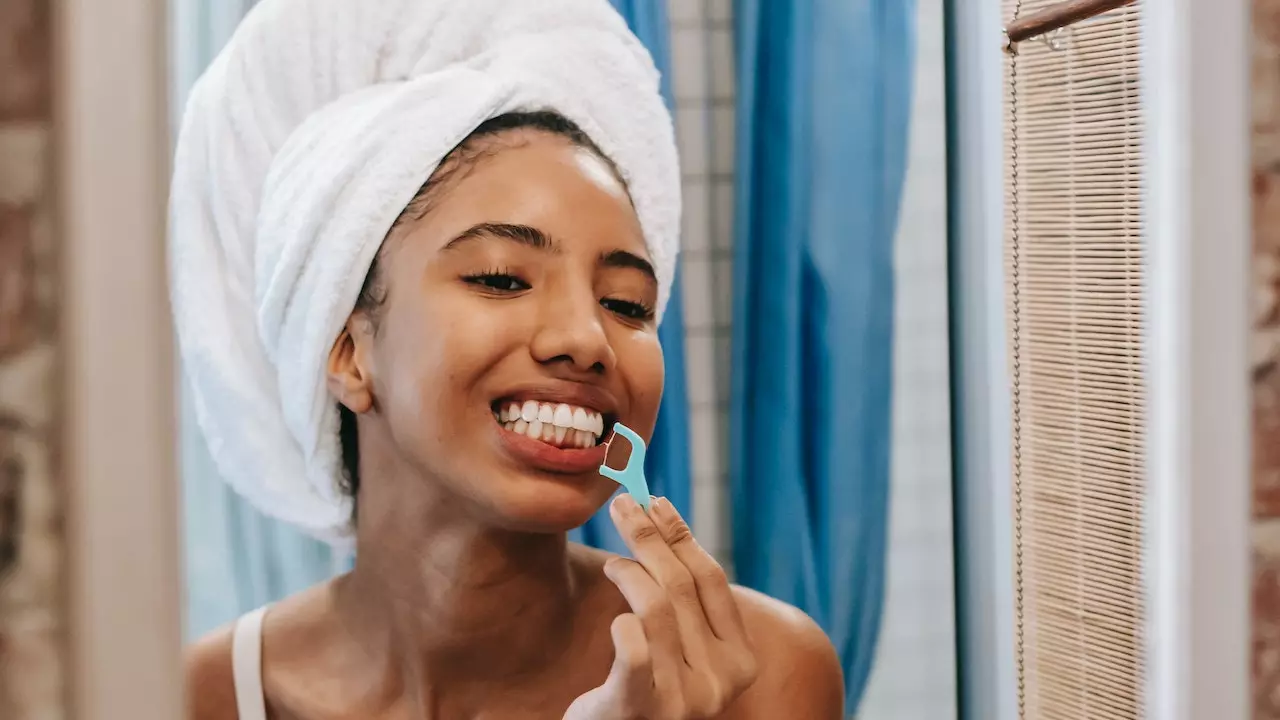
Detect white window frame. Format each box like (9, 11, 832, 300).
(1142, 0, 1250, 717)
(947, 0, 1017, 717)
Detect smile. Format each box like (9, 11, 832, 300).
(493, 400, 606, 450)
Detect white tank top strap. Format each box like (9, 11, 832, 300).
(232, 606, 269, 720)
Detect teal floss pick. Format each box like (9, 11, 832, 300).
(598, 422, 651, 510)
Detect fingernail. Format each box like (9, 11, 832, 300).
(648, 495, 664, 513)
(613, 493, 638, 514)
(602, 556, 622, 578)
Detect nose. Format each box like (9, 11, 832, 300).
(529, 282, 618, 374)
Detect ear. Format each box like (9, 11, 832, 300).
(327, 315, 375, 415)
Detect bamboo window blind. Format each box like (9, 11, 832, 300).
(1002, 1, 1145, 718)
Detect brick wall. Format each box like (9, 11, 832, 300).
(1257, 0, 1280, 716)
(0, 0, 67, 716)
(1259, 0, 1280, 716)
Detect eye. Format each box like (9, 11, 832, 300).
(463, 272, 530, 293)
(601, 297, 655, 321)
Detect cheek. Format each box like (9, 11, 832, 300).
(375, 300, 512, 440)
(620, 334, 666, 432)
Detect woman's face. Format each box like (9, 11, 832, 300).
(334, 130, 664, 532)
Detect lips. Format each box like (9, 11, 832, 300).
(488, 384, 619, 475)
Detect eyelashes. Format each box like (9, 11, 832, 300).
(462, 270, 530, 293)
(600, 297, 655, 321)
(461, 268, 655, 322)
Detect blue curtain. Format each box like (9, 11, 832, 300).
(175, 0, 341, 640)
(729, 0, 915, 711)
(572, 0, 691, 554)
(182, 388, 340, 639)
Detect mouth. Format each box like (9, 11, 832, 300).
(491, 399, 616, 451)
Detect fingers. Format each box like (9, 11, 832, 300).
(598, 496, 760, 720)
(610, 494, 746, 646)
(562, 614, 652, 720)
(610, 496, 702, 613)
(609, 495, 713, 663)
(646, 496, 747, 645)
(605, 613, 654, 704)
(603, 557, 683, 696)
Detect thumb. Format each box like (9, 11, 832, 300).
(563, 613, 653, 720)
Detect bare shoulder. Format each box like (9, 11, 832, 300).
(184, 623, 239, 720)
(723, 585, 845, 719)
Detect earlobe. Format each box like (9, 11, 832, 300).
(326, 320, 375, 414)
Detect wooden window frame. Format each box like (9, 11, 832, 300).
(57, 0, 183, 717)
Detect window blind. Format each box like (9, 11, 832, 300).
(1002, 1, 1146, 717)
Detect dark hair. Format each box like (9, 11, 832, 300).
(336, 111, 618, 515)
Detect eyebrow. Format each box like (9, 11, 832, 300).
(443, 222, 556, 252)
(443, 221, 656, 281)
(599, 249, 656, 282)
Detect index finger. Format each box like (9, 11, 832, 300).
(646, 496, 747, 644)
(609, 494, 689, 589)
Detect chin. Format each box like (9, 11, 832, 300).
(479, 470, 617, 533)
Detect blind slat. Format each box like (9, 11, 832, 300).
(1004, 1, 1145, 717)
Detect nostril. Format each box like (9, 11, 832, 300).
(540, 355, 609, 376)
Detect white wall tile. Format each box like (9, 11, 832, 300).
(671, 26, 708, 101)
(690, 405, 724, 477)
(712, 264, 733, 328)
(681, 178, 712, 255)
(712, 181, 735, 251)
(675, 106, 710, 176)
(711, 104, 736, 175)
(680, 256, 718, 331)
(692, 474, 728, 561)
(708, 27, 735, 101)
(688, 417, 718, 479)
(713, 333, 732, 405)
(707, 0, 731, 24)
(668, 0, 705, 25)
(683, 331, 718, 407)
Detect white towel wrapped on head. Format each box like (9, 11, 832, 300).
(169, 0, 681, 547)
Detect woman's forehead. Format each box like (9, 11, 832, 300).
(406, 139, 648, 257)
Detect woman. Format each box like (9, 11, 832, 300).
(175, 2, 843, 718)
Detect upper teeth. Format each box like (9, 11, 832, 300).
(495, 401, 605, 449)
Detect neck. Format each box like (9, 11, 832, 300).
(335, 485, 589, 700)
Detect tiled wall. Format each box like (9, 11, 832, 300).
(857, 0, 958, 716)
(666, 2, 957, 717)
(0, 0, 68, 716)
(1254, 0, 1280, 715)
(668, 0, 736, 568)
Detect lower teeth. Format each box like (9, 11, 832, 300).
(502, 420, 595, 448)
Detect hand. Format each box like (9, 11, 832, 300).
(564, 495, 758, 720)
